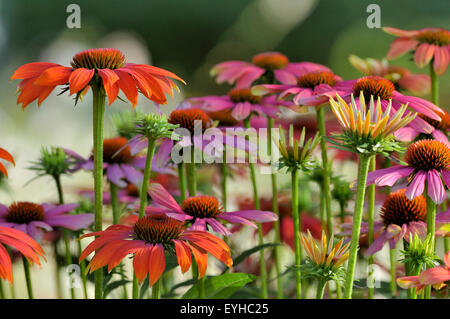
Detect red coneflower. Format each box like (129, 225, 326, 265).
(0, 226, 44, 283)
(11, 48, 185, 109)
(79, 214, 232, 286)
(0, 148, 15, 178)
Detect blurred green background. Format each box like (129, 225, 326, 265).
(0, 0, 449, 298)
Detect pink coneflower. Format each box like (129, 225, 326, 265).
(79, 214, 232, 286)
(341, 189, 449, 256)
(147, 183, 277, 236)
(189, 88, 288, 121)
(0, 202, 92, 241)
(383, 27, 450, 75)
(0, 226, 45, 283)
(210, 51, 330, 88)
(252, 66, 342, 108)
(348, 54, 431, 95)
(397, 250, 450, 294)
(333, 76, 444, 134)
(67, 137, 146, 188)
(366, 139, 450, 204)
(395, 110, 450, 145)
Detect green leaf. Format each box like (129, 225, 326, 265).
(181, 273, 255, 299)
(224, 243, 282, 274)
(103, 279, 130, 298)
(139, 277, 149, 299)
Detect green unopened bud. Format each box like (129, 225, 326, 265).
(132, 113, 180, 141)
(28, 146, 74, 178)
(400, 233, 439, 270)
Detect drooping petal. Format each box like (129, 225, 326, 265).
(98, 69, 120, 105)
(173, 240, 192, 274)
(427, 169, 446, 204)
(405, 171, 427, 200)
(414, 43, 435, 68)
(115, 69, 138, 107)
(386, 38, 418, 60)
(34, 66, 72, 86)
(69, 68, 95, 94)
(148, 244, 166, 286)
(147, 183, 182, 213)
(133, 247, 152, 283)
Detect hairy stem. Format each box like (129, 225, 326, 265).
(291, 168, 302, 298)
(367, 156, 376, 299)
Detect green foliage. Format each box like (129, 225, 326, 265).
(182, 273, 255, 299)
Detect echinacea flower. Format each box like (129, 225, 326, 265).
(252, 66, 342, 108)
(395, 110, 450, 145)
(383, 27, 450, 75)
(79, 214, 232, 285)
(10, 48, 185, 109)
(0, 148, 15, 178)
(397, 251, 450, 294)
(147, 183, 277, 236)
(210, 52, 328, 88)
(328, 93, 416, 156)
(0, 226, 45, 283)
(0, 202, 92, 241)
(67, 137, 146, 188)
(189, 88, 288, 121)
(366, 139, 450, 204)
(348, 54, 430, 95)
(341, 189, 449, 256)
(333, 76, 444, 134)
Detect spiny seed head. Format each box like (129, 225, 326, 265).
(227, 88, 262, 104)
(405, 139, 450, 171)
(102, 137, 134, 164)
(168, 108, 212, 134)
(252, 52, 289, 70)
(297, 71, 337, 89)
(5, 202, 45, 224)
(71, 48, 126, 70)
(29, 146, 72, 177)
(181, 196, 222, 218)
(352, 76, 395, 100)
(133, 215, 184, 244)
(381, 189, 426, 227)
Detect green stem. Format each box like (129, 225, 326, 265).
(0, 280, 4, 299)
(152, 280, 161, 299)
(138, 138, 156, 218)
(186, 148, 197, 197)
(429, 62, 439, 105)
(110, 182, 120, 224)
(77, 240, 88, 299)
(316, 106, 333, 236)
(424, 192, 436, 299)
(268, 116, 283, 299)
(92, 85, 106, 299)
(291, 168, 302, 298)
(389, 248, 397, 297)
(53, 175, 75, 299)
(403, 240, 413, 299)
(22, 256, 33, 299)
(316, 278, 327, 299)
(178, 164, 187, 202)
(367, 156, 376, 299)
(244, 118, 268, 299)
(335, 282, 342, 299)
(344, 154, 371, 299)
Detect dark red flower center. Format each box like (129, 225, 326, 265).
(71, 48, 126, 70)
(416, 29, 450, 46)
(102, 137, 134, 164)
(297, 71, 337, 89)
(252, 52, 289, 70)
(207, 109, 239, 126)
(181, 196, 222, 218)
(405, 139, 450, 171)
(168, 108, 212, 133)
(133, 215, 184, 244)
(227, 88, 262, 104)
(352, 76, 395, 100)
(5, 202, 45, 224)
(381, 189, 426, 227)
(419, 111, 450, 131)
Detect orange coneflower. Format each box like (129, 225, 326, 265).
(79, 214, 232, 286)
(0, 148, 15, 178)
(0, 226, 45, 283)
(10, 48, 185, 109)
